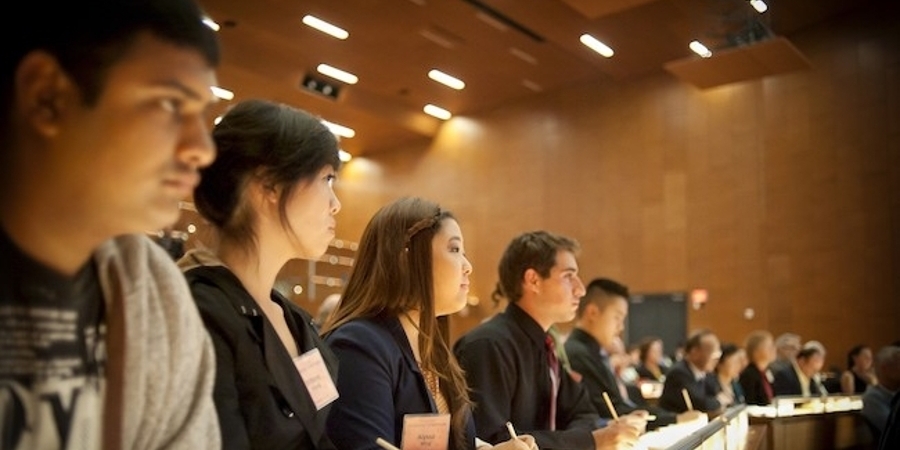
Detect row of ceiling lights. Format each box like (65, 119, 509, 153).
(203, 16, 354, 162)
(301, 14, 460, 122)
(205, 0, 768, 152)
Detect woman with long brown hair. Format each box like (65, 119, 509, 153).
(321, 197, 535, 450)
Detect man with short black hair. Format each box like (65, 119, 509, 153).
(564, 278, 677, 429)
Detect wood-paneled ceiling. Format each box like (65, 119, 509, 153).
(198, 0, 867, 156)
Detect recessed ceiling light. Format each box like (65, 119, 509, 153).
(579, 34, 614, 58)
(749, 0, 768, 13)
(321, 119, 355, 138)
(427, 69, 465, 90)
(689, 40, 713, 58)
(302, 15, 349, 40)
(202, 16, 220, 31)
(316, 64, 358, 85)
(338, 149, 352, 162)
(210, 86, 234, 100)
(424, 104, 452, 120)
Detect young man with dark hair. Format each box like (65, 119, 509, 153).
(1, 0, 221, 447)
(564, 278, 678, 429)
(454, 231, 647, 450)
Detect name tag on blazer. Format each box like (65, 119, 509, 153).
(293, 348, 339, 410)
(401, 413, 450, 450)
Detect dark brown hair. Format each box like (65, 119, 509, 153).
(321, 196, 471, 449)
(492, 230, 580, 305)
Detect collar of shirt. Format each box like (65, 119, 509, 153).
(505, 302, 549, 350)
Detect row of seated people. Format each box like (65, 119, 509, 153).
(564, 326, 900, 447)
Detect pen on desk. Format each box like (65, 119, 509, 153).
(682, 388, 694, 411)
(506, 421, 517, 439)
(375, 437, 401, 450)
(602, 391, 620, 420)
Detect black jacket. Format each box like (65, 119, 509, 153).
(185, 265, 338, 450)
(453, 303, 601, 450)
(738, 365, 774, 405)
(659, 360, 722, 413)
(564, 329, 677, 430)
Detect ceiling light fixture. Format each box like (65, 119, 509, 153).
(579, 34, 614, 58)
(689, 40, 713, 58)
(302, 15, 349, 40)
(210, 86, 234, 100)
(338, 149, 353, 162)
(423, 104, 452, 120)
(316, 64, 358, 85)
(202, 16, 220, 31)
(321, 119, 356, 138)
(749, 0, 768, 13)
(427, 69, 465, 90)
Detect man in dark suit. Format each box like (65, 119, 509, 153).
(659, 330, 729, 414)
(564, 278, 677, 429)
(772, 346, 828, 397)
(454, 231, 648, 450)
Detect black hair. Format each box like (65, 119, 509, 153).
(716, 343, 741, 371)
(846, 344, 868, 370)
(194, 99, 341, 249)
(2, 0, 219, 140)
(577, 277, 629, 317)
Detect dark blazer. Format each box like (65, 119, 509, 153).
(739, 365, 774, 405)
(324, 316, 475, 450)
(564, 328, 636, 417)
(564, 329, 678, 430)
(454, 303, 600, 450)
(185, 265, 337, 450)
(659, 360, 722, 413)
(771, 363, 826, 397)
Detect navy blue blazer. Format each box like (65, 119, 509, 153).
(658, 360, 722, 413)
(771, 363, 826, 397)
(185, 265, 338, 450)
(324, 316, 475, 450)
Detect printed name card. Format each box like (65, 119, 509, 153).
(293, 348, 339, 410)
(401, 413, 450, 450)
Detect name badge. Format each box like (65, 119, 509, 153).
(401, 413, 450, 450)
(293, 348, 339, 410)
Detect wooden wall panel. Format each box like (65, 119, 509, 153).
(324, 2, 899, 364)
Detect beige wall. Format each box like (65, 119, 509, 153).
(324, 3, 899, 365)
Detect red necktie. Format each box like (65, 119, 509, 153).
(545, 334, 560, 431)
(761, 368, 773, 401)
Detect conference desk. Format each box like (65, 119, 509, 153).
(745, 395, 872, 450)
(632, 394, 873, 450)
(637, 405, 751, 450)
